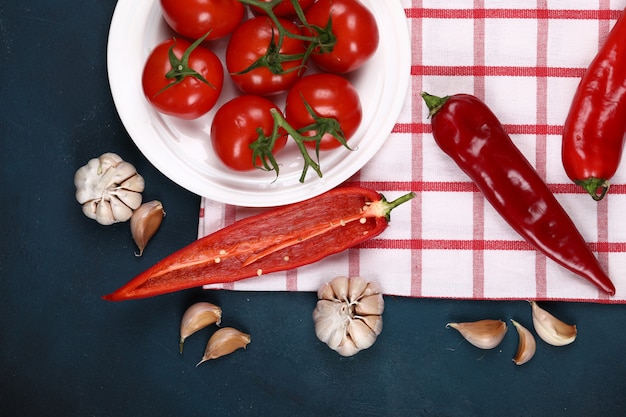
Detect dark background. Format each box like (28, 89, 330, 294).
(1, 1, 626, 416)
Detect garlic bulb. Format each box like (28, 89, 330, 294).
(530, 301, 577, 346)
(446, 319, 508, 349)
(511, 319, 536, 365)
(74, 153, 144, 225)
(131, 200, 165, 256)
(312, 276, 384, 357)
(197, 327, 250, 365)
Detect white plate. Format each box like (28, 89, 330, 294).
(107, 0, 410, 207)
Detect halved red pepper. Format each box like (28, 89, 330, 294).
(562, 7, 626, 200)
(103, 187, 415, 301)
(423, 92, 616, 296)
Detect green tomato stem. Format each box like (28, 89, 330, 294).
(236, 0, 336, 74)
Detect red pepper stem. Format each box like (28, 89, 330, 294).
(242, 191, 416, 266)
(576, 177, 610, 201)
(421, 92, 451, 118)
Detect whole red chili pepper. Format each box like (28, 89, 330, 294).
(562, 7, 626, 201)
(422, 92, 616, 296)
(103, 187, 414, 301)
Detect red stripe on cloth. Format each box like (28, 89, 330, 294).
(286, 269, 297, 291)
(347, 179, 626, 196)
(411, 65, 585, 77)
(473, 0, 486, 299)
(534, 0, 549, 298)
(597, 0, 612, 301)
(358, 239, 626, 253)
(394, 122, 564, 136)
(409, 0, 424, 297)
(404, 8, 620, 20)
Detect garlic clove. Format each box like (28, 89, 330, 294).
(119, 174, 145, 193)
(317, 281, 336, 301)
(98, 152, 123, 173)
(511, 319, 536, 365)
(179, 302, 222, 353)
(330, 275, 350, 300)
(110, 195, 135, 224)
(111, 161, 140, 184)
(362, 281, 383, 298)
(354, 293, 385, 316)
(112, 189, 143, 211)
(81, 200, 98, 221)
(347, 319, 377, 350)
(530, 301, 577, 346)
(196, 327, 250, 365)
(95, 200, 117, 226)
(336, 338, 360, 357)
(446, 319, 508, 350)
(358, 314, 383, 336)
(348, 276, 369, 301)
(131, 200, 165, 256)
(312, 300, 347, 349)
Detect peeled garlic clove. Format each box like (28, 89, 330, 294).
(446, 319, 507, 349)
(131, 200, 165, 256)
(313, 276, 384, 357)
(511, 319, 536, 365)
(197, 327, 250, 365)
(179, 302, 222, 353)
(530, 301, 577, 346)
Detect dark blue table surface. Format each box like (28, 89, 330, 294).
(2, 1, 626, 416)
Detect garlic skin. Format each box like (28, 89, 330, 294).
(530, 301, 577, 346)
(179, 302, 222, 353)
(312, 276, 384, 357)
(446, 319, 507, 350)
(74, 153, 144, 225)
(511, 319, 536, 365)
(131, 200, 165, 256)
(197, 327, 250, 365)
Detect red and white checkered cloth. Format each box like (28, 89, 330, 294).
(199, 0, 626, 303)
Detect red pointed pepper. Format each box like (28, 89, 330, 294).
(422, 92, 616, 296)
(103, 187, 414, 301)
(562, 7, 626, 200)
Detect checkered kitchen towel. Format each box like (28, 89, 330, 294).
(199, 0, 626, 303)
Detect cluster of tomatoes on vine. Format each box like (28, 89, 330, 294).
(141, 0, 379, 182)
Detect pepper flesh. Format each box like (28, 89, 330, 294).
(423, 92, 616, 296)
(562, 7, 626, 200)
(103, 187, 414, 301)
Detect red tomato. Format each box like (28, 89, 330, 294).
(160, 0, 245, 40)
(226, 17, 307, 96)
(142, 37, 224, 120)
(211, 95, 288, 171)
(250, 0, 315, 17)
(285, 73, 362, 150)
(304, 0, 379, 73)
